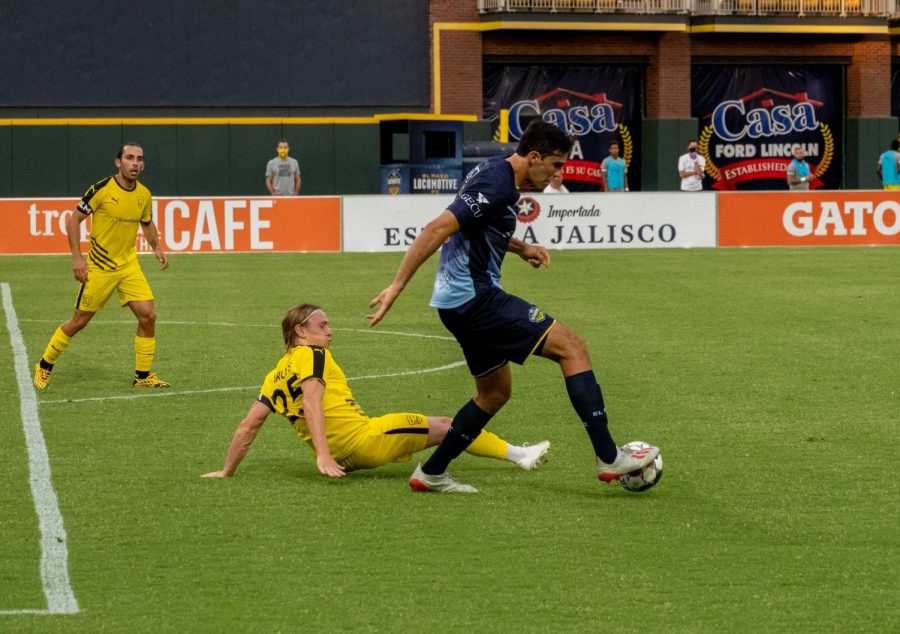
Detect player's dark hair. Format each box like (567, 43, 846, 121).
(891, 139, 900, 151)
(117, 142, 143, 159)
(282, 303, 323, 351)
(608, 141, 619, 149)
(515, 120, 572, 158)
(277, 139, 290, 146)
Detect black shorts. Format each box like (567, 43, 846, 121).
(438, 287, 555, 378)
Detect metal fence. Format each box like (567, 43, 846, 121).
(478, 0, 899, 14)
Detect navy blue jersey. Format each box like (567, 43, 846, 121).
(429, 157, 520, 309)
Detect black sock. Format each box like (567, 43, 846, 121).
(422, 399, 494, 475)
(565, 370, 617, 463)
(39, 358, 54, 371)
(135, 370, 150, 379)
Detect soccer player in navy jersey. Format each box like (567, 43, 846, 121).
(368, 120, 660, 493)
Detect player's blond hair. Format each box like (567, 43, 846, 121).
(281, 303, 323, 352)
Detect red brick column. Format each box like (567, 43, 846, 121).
(430, 1, 482, 115)
(647, 32, 693, 119)
(846, 35, 892, 118)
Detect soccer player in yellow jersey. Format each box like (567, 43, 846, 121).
(202, 304, 550, 486)
(33, 143, 170, 389)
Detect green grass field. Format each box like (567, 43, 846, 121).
(2, 248, 899, 632)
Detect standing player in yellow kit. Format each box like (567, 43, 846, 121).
(33, 142, 171, 389)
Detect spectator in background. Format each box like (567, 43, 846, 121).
(876, 138, 900, 190)
(678, 140, 705, 191)
(786, 144, 812, 191)
(265, 139, 301, 196)
(600, 141, 628, 192)
(543, 173, 569, 194)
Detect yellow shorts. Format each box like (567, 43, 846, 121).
(338, 412, 430, 471)
(884, 184, 900, 191)
(75, 260, 154, 312)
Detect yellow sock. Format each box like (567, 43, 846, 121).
(464, 429, 508, 461)
(42, 327, 72, 365)
(134, 336, 156, 373)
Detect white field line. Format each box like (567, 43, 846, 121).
(19, 318, 456, 341)
(1, 283, 79, 615)
(28, 318, 462, 405)
(39, 360, 467, 405)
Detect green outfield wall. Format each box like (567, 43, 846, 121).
(0, 120, 382, 197)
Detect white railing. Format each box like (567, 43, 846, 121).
(479, 0, 690, 12)
(692, 0, 896, 15)
(479, 0, 899, 14)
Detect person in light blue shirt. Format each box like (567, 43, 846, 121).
(600, 141, 628, 192)
(876, 138, 900, 190)
(786, 145, 812, 191)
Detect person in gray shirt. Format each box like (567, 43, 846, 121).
(265, 139, 301, 195)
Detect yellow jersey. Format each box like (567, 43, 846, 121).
(76, 176, 152, 271)
(257, 345, 369, 461)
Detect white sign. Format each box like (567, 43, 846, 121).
(343, 195, 454, 252)
(342, 193, 716, 252)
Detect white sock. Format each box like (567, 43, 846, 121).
(504, 444, 527, 463)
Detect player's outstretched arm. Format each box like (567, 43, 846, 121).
(202, 401, 271, 478)
(140, 220, 169, 271)
(508, 238, 550, 269)
(299, 379, 346, 478)
(367, 210, 460, 327)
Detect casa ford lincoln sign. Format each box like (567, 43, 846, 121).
(0, 191, 897, 254)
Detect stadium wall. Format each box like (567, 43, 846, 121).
(2, 191, 897, 256)
(0, 121, 381, 197)
(1, 2, 897, 194)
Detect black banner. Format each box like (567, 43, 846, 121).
(692, 65, 844, 190)
(484, 64, 643, 192)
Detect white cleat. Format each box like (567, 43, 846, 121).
(409, 464, 478, 493)
(515, 440, 551, 470)
(596, 444, 660, 483)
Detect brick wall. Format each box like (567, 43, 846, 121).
(647, 33, 692, 118)
(430, 3, 896, 121)
(846, 36, 892, 117)
(430, 1, 482, 114)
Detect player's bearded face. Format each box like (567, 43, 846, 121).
(115, 148, 145, 181)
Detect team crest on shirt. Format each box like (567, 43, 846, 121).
(528, 306, 546, 323)
(514, 196, 540, 223)
(137, 197, 145, 208)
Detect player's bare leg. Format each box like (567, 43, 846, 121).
(539, 322, 658, 481)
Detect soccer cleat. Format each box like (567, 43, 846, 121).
(133, 372, 171, 388)
(33, 364, 52, 390)
(596, 443, 660, 483)
(515, 440, 551, 470)
(409, 464, 478, 493)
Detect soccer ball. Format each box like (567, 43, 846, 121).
(618, 441, 663, 492)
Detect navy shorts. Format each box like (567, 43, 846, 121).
(438, 287, 555, 378)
